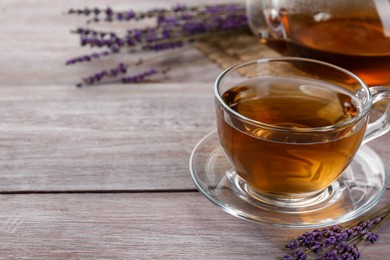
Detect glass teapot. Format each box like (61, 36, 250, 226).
(246, 0, 390, 86)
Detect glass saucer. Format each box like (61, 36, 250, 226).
(189, 130, 388, 228)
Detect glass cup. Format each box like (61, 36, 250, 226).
(214, 57, 390, 210)
(246, 0, 390, 86)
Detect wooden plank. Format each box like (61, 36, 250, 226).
(1, 84, 389, 192)
(0, 191, 388, 259)
(0, 84, 215, 191)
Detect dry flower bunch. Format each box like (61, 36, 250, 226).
(284, 205, 390, 260)
(66, 3, 248, 87)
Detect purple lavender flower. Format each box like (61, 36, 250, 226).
(345, 229, 354, 239)
(350, 245, 360, 258)
(68, 4, 196, 23)
(373, 216, 383, 224)
(121, 68, 170, 83)
(335, 242, 349, 254)
(329, 225, 342, 233)
(334, 232, 348, 243)
(144, 41, 185, 51)
(293, 249, 307, 260)
(353, 225, 362, 234)
(79, 62, 127, 87)
(298, 232, 315, 247)
(321, 249, 337, 259)
(323, 236, 337, 248)
(66, 49, 118, 65)
(365, 232, 379, 243)
(335, 243, 359, 260)
(284, 248, 307, 260)
(173, 3, 187, 12)
(341, 254, 355, 260)
(283, 205, 390, 260)
(78, 32, 124, 51)
(310, 241, 323, 253)
(72, 27, 110, 37)
(286, 239, 300, 250)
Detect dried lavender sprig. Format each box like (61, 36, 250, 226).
(72, 28, 120, 51)
(143, 40, 185, 52)
(66, 49, 119, 65)
(77, 62, 127, 87)
(72, 27, 119, 39)
(284, 204, 390, 259)
(70, 3, 247, 54)
(121, 67, 170, 83)
(155, 14, 248, 38)
(75, 33, 189, 55)
(69, 5, 194, 23)
(156, 4, 245, 25)
(67, 4, 242, 23)
(68, 3, 248, 87)
(135, 27, 248, 52)
(67, 5, 186, 17)
(356, 207, 390, 244)
(75, 26, 248, 64)
(75, 45, 191, 87)
(76, 43, 190, 87)
(77, 67, 170, 87)
(79, 33, 123, 50)
(77, 13, 248, 51)
(143, 10, 247, 49)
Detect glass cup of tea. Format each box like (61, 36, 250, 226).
(214, 57, 390, 211)
(246, 0, 390, 86)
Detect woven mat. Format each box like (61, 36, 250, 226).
(196, 34, 389, 113)
(194, 32, 280, 76)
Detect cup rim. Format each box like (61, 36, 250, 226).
(214, 57, 372, 132)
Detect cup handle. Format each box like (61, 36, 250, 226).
(362, 86, 390, 144)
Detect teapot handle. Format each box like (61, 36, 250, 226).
(246, 0, 288, 40)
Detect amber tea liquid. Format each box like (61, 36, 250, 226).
(266, 13, 390, 86)
(216, 77, 366, 197)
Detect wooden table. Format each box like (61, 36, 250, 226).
(1, 0, 389, 259)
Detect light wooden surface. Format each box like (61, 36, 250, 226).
(0, 193, 389, 259)
(0, 0, 389, 259)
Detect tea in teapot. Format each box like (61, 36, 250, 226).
(247, 0, 390, 86)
